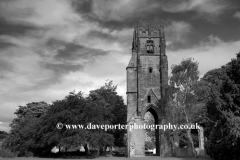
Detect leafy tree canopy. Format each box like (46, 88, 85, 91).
(3, 102, 49, 156)
(203, 52, 240, 160)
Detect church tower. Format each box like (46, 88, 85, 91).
(126, 25, 168, 157)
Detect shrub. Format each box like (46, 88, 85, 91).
(25, 151, 34, 157)
(0, 149, 15, 158)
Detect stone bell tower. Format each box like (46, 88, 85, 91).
(126, 25, 168, 157)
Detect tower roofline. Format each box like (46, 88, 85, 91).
(134, 25, 164, 31)
(133, 24, 165, 38)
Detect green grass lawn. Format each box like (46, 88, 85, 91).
(0, 156, 212, 160)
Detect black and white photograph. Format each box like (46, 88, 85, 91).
(0, 0, 240, 160)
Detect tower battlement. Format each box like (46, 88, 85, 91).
(132, 25, 166, 56)
(133, 25, 165, 38)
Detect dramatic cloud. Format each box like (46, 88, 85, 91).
(91, 0, 160, 21)
(0, 0, 80, 26)
(86, 0, 232, 23)
(165, 21, 192, 45)
(160, 0, 231, 20)
(234, 12, 240, 19)
(0, 0, 134, 131)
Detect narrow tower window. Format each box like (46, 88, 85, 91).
(149, 67, 152, 73)
(148, 95, 151, 103)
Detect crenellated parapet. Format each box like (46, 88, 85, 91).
(132, 25, 166, 55)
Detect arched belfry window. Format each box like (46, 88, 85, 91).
(146, 40, 154, 54)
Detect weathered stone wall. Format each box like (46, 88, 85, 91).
(138, 55, 161, 105)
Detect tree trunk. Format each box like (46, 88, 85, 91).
(183, 107, 198, 158)
(84, 144, 89, 156)
(186, 129, 198, 158)
(170, 132, 176, 156)
(104, 146, 107, 155)
(110, 146, 113, 156)
(96, 147, 99, 156)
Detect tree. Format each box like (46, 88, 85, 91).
(203, 52, 240, 160)
(89, 81, 127, 148)
(169, 58, 206, 157)
(34, 91, 113, 156)
(3, 102, 49, 156)
(4, 81, 127, 157)
(145, 141, 155, 150)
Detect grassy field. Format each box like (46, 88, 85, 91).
(0, 157, 212, 160)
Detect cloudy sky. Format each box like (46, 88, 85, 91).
(0, 0, 240, 131)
